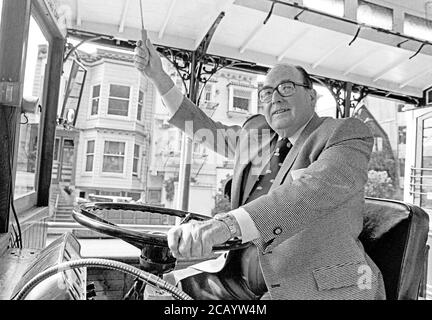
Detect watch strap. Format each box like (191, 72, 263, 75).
(214, 213, 238, 238)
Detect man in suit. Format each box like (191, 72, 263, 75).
(134, 39, 386, 300)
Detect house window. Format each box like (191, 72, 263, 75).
(91, 85, 100, 115)
(148, 189, 162, 204)
(133, 144, 140, 176)
(373, 137, 383, 152)
(137, 90, 144, 121)
(108, 84, 130, 116)
(85, 140, 95, 172)
(398, 126, 407, 145)
(233, 89, 252, 112)
(102, 141, 125, 173)
(203, 84, 213, 102)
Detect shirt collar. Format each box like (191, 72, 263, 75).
(278, 114, 315, 145)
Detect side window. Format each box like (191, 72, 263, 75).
(91, 85, 100, 115)
(15, 17, 48, 198)
(85, 140, 95, 172)
(133, 144, 140, 176)
(137, 90, 144, 121)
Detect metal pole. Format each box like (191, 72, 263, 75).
(177, 52, 199, 211)
(344, 82, 353, 118)
(0, 0, 32, 233)
(175, 13, 225, 212)
(37, 38, 65, 206)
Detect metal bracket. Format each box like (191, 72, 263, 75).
(316, 78, 369, 118)
(0, 82, 21, 107)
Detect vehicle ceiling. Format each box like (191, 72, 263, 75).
(51, 0, 432, 99)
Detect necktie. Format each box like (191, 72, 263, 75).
(246, 137, 292, 203)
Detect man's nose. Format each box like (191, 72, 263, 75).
(272, 89, 283, 104)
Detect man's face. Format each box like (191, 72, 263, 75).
(262, 65, 316, 138)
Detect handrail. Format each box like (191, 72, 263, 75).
(410, 167, 432, 197)
(54, 194, 60, 222)
(55, 194, 59, 210)
(411, 168, 432, 172)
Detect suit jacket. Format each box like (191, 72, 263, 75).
(169, 97, 386, 300)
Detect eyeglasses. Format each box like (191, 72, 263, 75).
(258, 81, 311, 103)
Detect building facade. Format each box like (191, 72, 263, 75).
(70, 49, 154, 202)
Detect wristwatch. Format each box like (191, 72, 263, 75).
(213, 213, 239, 239)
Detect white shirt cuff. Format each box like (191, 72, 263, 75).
(161, 85, 184, 116)
(230, 208, 260, 243)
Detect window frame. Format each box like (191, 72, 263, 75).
(85, 140, 95, 172)
(107, 83, 131, 117)
(133, 144, 141, 177)
(102, 140, 126, 175)
(137, 90, 144, 121)
(90, 84, 101, 116)
(227, 84, 256, 114)
(5, 1, 65, 221)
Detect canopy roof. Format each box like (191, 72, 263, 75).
(50, 0, 432, 100)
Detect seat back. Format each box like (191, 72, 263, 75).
(360, 198, 429, 300)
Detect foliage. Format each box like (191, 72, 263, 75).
(164, 177, 177, 202)
(164, 175, 197, 202)
(368, 151, 397, 183)
(212, 174, 233, 216)
(364, 170, 396, 199)
(365, 151, 399, 199)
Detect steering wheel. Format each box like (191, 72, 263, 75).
(72, 203, 249, 275)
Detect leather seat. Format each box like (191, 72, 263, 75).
(360, 198, 430, 300)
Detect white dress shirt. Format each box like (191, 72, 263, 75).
(162, 85, 313, 243)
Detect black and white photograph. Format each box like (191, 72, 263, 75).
(0, 0, 432, 307)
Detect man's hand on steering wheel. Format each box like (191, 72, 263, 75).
(167, 219, 232, 260)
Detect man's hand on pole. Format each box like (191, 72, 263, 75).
(134, 38, 174, 96)
(134, 38, 161, 80)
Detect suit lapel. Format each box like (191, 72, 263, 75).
(241, 135, 277, 204)
(271, 114, 325, 190)
(231, 119, 276, 208)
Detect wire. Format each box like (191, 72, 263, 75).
(1, 108, 23, 249)
(20, 113, 29, 125)
(10, 191, 23, 249)
(349, 26, 362, 46)
(263, 1, 276, 24)
(10, 224, 19, 248)
(409, 43, 428, 60)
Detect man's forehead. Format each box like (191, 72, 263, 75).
(264, 65, 302, 86)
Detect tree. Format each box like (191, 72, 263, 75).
(365, 170, 395, 199)
(164, 175, 197, 202)
(365, 151, 397, 199)
(212, 174, 233, 216)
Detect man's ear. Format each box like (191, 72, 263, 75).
(309, 89, 318, 106)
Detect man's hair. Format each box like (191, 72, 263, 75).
(295, 65, 313, 89)
(270, 63, 314, 89)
